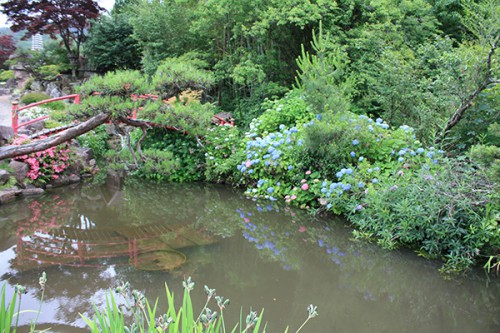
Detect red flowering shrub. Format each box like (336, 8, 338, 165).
(13, 135, 73, 183)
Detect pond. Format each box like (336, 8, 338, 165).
(0, 180, 499, 332)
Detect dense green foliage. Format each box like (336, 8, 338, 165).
(86, 13, 141, 73)
(32, 0, 500, 273)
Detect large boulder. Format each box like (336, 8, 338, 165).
(0, 126, 14, 146)
(0, 170, 10, 185)
(67, 147, 94, 175)
(30, 80, 43, 92)
(45, 82, 63, 98)
(9, 160, 29, 183)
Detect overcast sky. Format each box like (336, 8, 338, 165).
(0, 0, 116, 28)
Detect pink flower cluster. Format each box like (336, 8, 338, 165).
(13, 135, 72, 181)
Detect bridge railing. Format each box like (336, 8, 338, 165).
(11, 94, 80, 134)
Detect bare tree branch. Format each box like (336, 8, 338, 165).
(436, 34, 499, 144)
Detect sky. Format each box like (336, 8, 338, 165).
(0, 0, 116, 28)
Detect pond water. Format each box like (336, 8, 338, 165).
(0, 181, 499, 333)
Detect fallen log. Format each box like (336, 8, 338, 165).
(0, 113, 110, 161)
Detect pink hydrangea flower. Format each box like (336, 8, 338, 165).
(301, 183, 309, 190)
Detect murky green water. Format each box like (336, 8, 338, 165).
(0, 180, 499, 332)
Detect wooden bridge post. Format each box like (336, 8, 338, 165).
(11, 100, 18, 134)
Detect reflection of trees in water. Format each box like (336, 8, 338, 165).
(1, 181, 499, 331)
(200, 197, 500, 332)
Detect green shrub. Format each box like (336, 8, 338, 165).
(204, 125, 244, 184)
(135, 129, 205, 182)
(302, 112, 424, 179)
(0, 70, 14, 82)
(468, 144, 500, 184)
(252, 90, 314, 134)
(346, 162, 499, 273)
(39, 65, 60, 80)
(77, 125, 110, 160)
(21, 92, 51, 105)
(136, 149, 182, 182)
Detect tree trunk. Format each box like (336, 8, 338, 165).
(0, 113, 110, 161)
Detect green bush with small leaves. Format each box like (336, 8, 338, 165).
(21, 92, 51, 105)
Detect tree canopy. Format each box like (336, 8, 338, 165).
(1, 0, 104, 76)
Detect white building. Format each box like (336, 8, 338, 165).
(31, 34, 43, 51)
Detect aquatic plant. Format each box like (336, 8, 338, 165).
(0, 272, 47, 333)
(82, 277, 318, 333)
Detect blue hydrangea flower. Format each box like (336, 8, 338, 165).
(358, 182, 365, 188)
(398, 157, 404, 162)
(257, 179, 265, 187)
(372, 178, 378, 184)
(279, 124, 285, 130)
(417, 147, 424, 154)
(287, 165, 293, 170)
(350, 151, 356, 157)
(352, 139, 359, 146)
(345, 168, 353, 175)
(267, 187, 274, 194)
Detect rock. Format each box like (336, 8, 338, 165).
(69, 174, 81, 183)
(25, 119, 45, 133)
(0, 125, 14, 146)
(49, 175, 71, 188)
(9, 160, 29, 183)
(30, 80, 42, 92)
(22, 188, 44, 196)
(45, 82, 62, 98)
(5, 78, 16, 89)
(67, 147, 93, 175)
(106, 169, 124, 191)
(0, 170, 10, 185)
(0, 189, 21, 204)
(75, 147, 93, 163)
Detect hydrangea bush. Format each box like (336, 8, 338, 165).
(224, 99, 498, 272)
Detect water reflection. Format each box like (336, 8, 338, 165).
(12, 204, 218, 273)
(0, 181, 498, 333)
